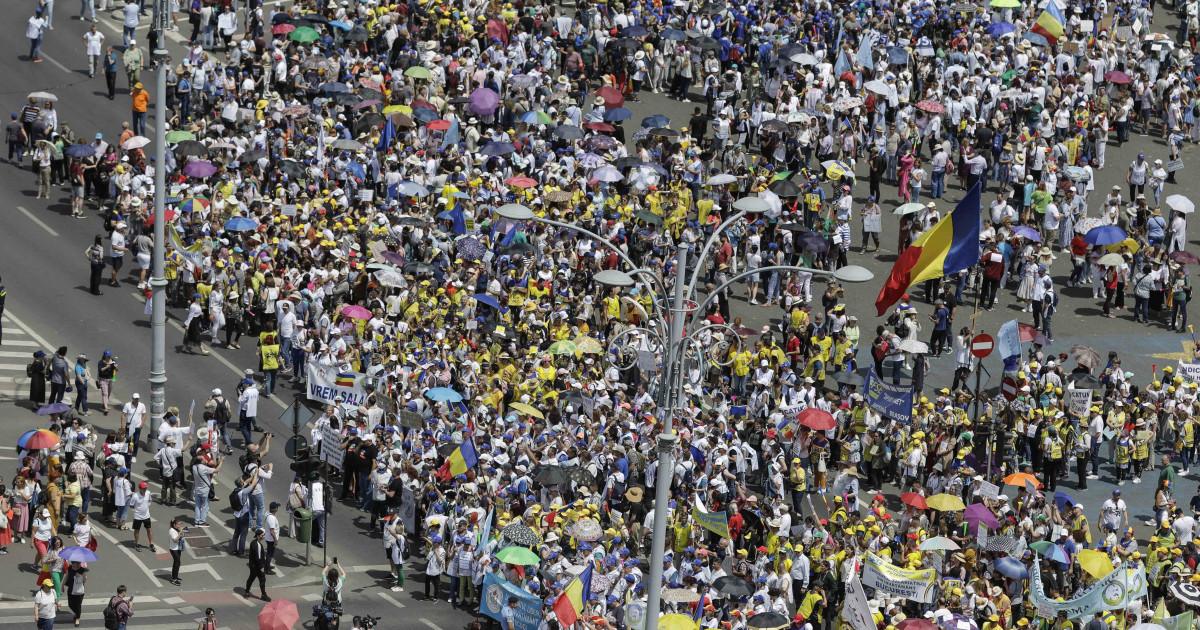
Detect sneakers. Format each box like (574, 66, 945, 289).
(392, 586, 404, 592)
(1087, 474, 1099, 479)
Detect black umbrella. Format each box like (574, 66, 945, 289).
(612, 156, 641, 169)
(833, 371, 865, 387)
(712, 576, 754, 597)
(746, 613, 789, 630)
(563, 466, 595, 488)
(403, 261, 435, 274)
(345, 26, 369, 42)
(984, 536, 1019, 554)
(358, 88, 384, 102)
(448, 97, 472, 105)
(174, 140, 208, 158)
(798, 232, 829, 252)
(1066, 373, 1102, 389)
(292, 17, 316, 28)
(690, 36, 721, 51)
(394, 216, 427, 227)
(501, 522, 541, 546)
(612, 37, 641, 50)
(303, 13, 329, 23)
(767, 57, 793, 69)
(334, 92, 363, 106)
(532, 466, 570, 486)
(777, 223, 810, 233)
(647, 127, 679, 138)
(761, 119, 789, 133)
(277, 159, 305, 178)
(355, 112, 385, 134)
(501, 243, 536, 256)
(768, 179, 801, 197)
(237, 148, 267, 164)
(552, 125, 584, 140)
(437, 442, 459, 457)
(271, 13, 292, 24)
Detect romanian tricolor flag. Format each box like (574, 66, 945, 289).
(875, 183, 982, 315)
(436, 439, 478, 481)
(1031, 0, 1066, 44)
(552, 565, 593, 626)
(334, 372, 356, 387)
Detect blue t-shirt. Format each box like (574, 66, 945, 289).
(934, 307, 949, 331)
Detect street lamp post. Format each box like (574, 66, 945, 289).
(147, 0, 171, 424)
(493, 203, 874, 630)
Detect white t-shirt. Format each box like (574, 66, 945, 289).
(123, 401, 146, 430)
(264, 513, 280, 542)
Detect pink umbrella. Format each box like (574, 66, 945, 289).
(469, 87, 500, 115)
(341, 304, 372, 320)
(183, 160, 217, 178)
(1104, 70, 1131, 84)
(257, 599, 299, 630)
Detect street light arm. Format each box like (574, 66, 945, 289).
(685, 210, 747, 300)
(687, 265, 836, 337)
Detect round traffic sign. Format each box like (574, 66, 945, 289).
(285, 435, 309, 459)
(1001, 377, 1019, 401)
(971, 333, 995, 359)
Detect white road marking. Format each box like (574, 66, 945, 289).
(91, 524, 164, 588)
(379, 592, 406, 609)
(420, 619, 445, 630)
(229, 591, 256, 607)
(167, 563, 222, 580)
(16, 206, 60, 237)
(41, 53, 73, 74)
(350, 564, 393, 572)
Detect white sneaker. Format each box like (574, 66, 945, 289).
(392, 586, 403, 592)
(1133, 478, 1141, 484)
(1087, 474, 1098, 479)
(131, 456, 137, 463)
(1118, 480, 1126, 485)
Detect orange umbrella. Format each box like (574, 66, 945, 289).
(901, 492, 928, 510)
(1003, 472, 1042, 488)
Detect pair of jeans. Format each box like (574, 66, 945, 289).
(1134, 295, 1150, 322)
(249, 493, 265, 529)
(193, 491, 210, 524)
(50, 381, 66, 403)
(263, 369, 277, 397)
(80, 0, 94, 19)
(312, 510, 326, 545)
(931, 169, 945, 197)
(132, 111, 146, 136)
(1173, 300, 1188, 329)
(230, 512, 249, 553)
(74, 385, 88, 413)
(130, 427, 143, 457)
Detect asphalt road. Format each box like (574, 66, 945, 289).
(0, 5, 1194, 629)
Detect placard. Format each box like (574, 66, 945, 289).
(358, 189, 374, 202)
(306, 363, 369, 406)
(281, 203, 297, 217)
(843, 575, 877, 630)
(977, 523, 988, 548)
(1167, 160, 1184, 173)
(319, 424, 345, 468)
(399, 487, 416, 532)
(1177, 361, 1200, 382)
(978, 480, 1000, 500)
(1069, 388, 1093, 416)
(862, 553, 938, 603)
(400, 409, 424, 429)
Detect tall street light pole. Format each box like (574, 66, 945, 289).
(148, 0, 171, 424)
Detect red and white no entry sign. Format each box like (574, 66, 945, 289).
(1001, 376, 1019, 401)
(970, 333, 994, 359)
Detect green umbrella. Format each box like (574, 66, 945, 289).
(495, 546, 541, 565)
(165, 130, 195, 143)
(634, 210, 663, 225)
(548, 340, 578, 356)
(404, 66, 432, 80)
(289, 26, 320, 43)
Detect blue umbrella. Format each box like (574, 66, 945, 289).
(328, 20, 352, 30)
(660, 28, 687, 40)
(59, 546, 99, 563)
(480, 142, 516, 156)
(64, 144, 95, 158)
(319, 82, 350, 93)
(397, 181, 429, 197)
(472, 294, 501, 309)
(1053, 491, 1076, 512)
(425, 387, 464, 403)
(36, 402, 71, 415)
(987, 22, 1016, 37)
(641, 114, 670, 128)
(993, 556, 1028, 579)
(621, 25, 648, 37)
(886, 46, 910, 65)
(224, 217, 259, 232)
(1012, 225, 1042, 242)
(1083, 225, 1127, 245)
(343, 162, 365, 180)
(1024, 32, 1049, 46)
(603, 107, 633, 122)
(412, 107, 438, 122)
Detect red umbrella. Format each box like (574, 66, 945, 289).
(504, 176, 538, 189)
(915, 99, 945, 114)
(1104, 70, 1132, 84)
(257, 599, 299, 630)
(1016, 322, 1040, 342)
(585, 121, 615, 132)
(901, 492, 929, 510)
(898, 620, 938, 630)
(410, 99, 436, 111)
(146, 209, 178, 225)
(272, 23, 295, 35)
(594, 86, 625, 108)
(797, 408, 835, 431)
(426, 119, 452, 131)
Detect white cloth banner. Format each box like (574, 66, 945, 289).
(305, 363, 369, 406)
(843, 575, 877, 630)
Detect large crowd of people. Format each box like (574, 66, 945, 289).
(7, 0, 1200, 627)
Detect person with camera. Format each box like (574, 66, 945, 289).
(320, 560, 345, 610)
(167, 518, 185, 586)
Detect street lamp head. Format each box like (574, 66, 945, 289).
(495, 204, 534, 220)
(595, 269, 636, 287)
(732, 197, 770, 213)
(832, 265, 874, 283)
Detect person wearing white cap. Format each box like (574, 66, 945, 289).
(108, 221, 128, 287)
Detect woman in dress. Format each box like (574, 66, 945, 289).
(28, 350, 48, 406)
(0, 489, 12, 555)
(1016, 250, 1038, 309)
(745, 244, 762, 305)
(897, 149, 916, 202)
(12, 476, 33, 543)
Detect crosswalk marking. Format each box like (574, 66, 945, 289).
(0, 313, 123, 406)
(0, 597, 229, 629)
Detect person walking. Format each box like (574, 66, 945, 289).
(166, 518, 184, 586)
(26, 8, 47, 63)
(129, 481, 155, 552)
(122, 42, 143, 91)
(103, 48, 118, 100)
(263, 502, 280, 573)
(106, 586, 133, 630)
(244, 528, 270, 601)
(33, 578, 58, 630)
(64, 561, 86, 627)
(96, 350, 116, 414)
(130, 83, 149, 137)
(121, 1, 138, 46)
(108, 222, 128, 287)
(48, 347, 69, 404)
(84, 236, 105, 296)
(82, 25, 104, 78)
(71, 355, 92, 415)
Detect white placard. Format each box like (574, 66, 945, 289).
(978, 480, 1000, 500)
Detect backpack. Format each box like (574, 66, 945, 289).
(213, 399, 230, 425)
(103, 597, 120, 630)
(229, 487, 244, 512)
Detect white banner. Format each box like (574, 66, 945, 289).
(1177, 361, 1200, 383)
(862, 554, 938, 603)
(978, 481, 1000, 500)
(320, 424, 345, 469)
(306, 363, 369, 406)
(1069, 389, 1093, 416)
(843, 575, 877, 630)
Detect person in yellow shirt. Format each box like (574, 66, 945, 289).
(732, 350, 751, 395)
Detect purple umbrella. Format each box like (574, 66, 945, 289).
(468, 88, 500, 115)
(964, 503, 999, 535)
(183, 160, 218, 178)
(381, 251, 406, 267)
(1011, 225, 1041, 242)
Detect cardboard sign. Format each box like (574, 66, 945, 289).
(1167, 160, 1184, 173)
(399, 409, 424, 429)
(358, 189, 374, 202)
(281, 204, 297, 217)
(978, 480, 1000, 500)
(319, 424, 345, 468)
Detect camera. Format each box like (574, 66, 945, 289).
(362, 616, 380, 628)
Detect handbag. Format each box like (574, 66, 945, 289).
(86, 535, 99, 551)
(0, 510, 8, 528)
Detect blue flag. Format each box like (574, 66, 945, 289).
(449, 202, 466, 235)
(856, 30, 878, 70)
(500, 224, 518, 247)
(441, 118, 460, 151)
(377, 117, 395, 152)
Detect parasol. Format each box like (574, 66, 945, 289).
(500, 522, 541, 547)
(797, 408, 835, 430)
(901, 492, 928, 510)
(918, 536, 960, 551)
(1069, 345, 1102, 370)
(257, 599, 300, 630)
(926, 494, 966, 511)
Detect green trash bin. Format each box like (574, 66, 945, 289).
(293, 508, 313, 544)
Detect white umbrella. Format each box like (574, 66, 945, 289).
(374, 268, 408, 288)
(705, 173, 737, 186)
(1097, 253, 1125, 267)
(592, 165, 623, 182)
(1166, 194, 1195, 214)
(899, 339, 929, 354)
(864, 80, 890, 96)
(122, 136, 151, 150)
(790, 53, 818, 65)
(28, 91, 57, 102)
(733, 196, 770, 213)
(894, 203, 924, 215)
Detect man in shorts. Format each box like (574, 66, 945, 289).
(129, 480, 156, 552)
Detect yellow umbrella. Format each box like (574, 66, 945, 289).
(926, 494, 967, 511)
(509, 402, 544, 419)
(660, 614, 700, 630)
(1105, 237, 1139, 254)
(574, 336, 603, 354)
(383, 104, 412, 114)
(989, 0, 1020, 6)
(1078, 549, 1114, 578)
